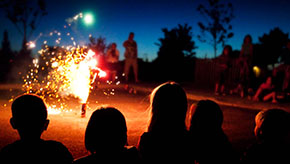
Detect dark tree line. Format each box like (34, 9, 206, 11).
(1, 26, 289, 83)
(0, 30, 14, 82)
(253, 27, 289, 68)
(151, 24, 197, 82)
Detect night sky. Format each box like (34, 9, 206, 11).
(0, 0, 290, 60)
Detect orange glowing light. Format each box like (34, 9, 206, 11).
(27, 41, 36, 49)
(23, 47, 107, 113)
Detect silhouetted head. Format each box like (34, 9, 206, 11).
(111, 42, 117, 49)
(254, 109, 290, 143)
(223, 45, 232, 56)
(148, 81, 188, 132)
(10, 94, 49, 141)
(189, 100, 223, 133)
(243, 34, 252, 44)
(128, 32, 134, 40)
(85, 107, 127, 154)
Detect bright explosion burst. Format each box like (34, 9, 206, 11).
(23, 46, 106, 114)
(12, 12, 120, 115)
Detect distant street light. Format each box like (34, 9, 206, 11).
(253, 66, 261, 77)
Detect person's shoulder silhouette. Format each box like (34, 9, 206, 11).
(73, 107, 139, 164)
(0, 94, 73, 164)
(137, 81, 192, 163)
(189, 99, 238, 164)
(241, 108, 290, 164)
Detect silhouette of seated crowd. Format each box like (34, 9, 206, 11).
(1, 81, 290, 164)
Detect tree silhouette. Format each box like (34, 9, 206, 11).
(0, 30, 15, 82)
(197, 0, 234, 57)
(254, 27, 289, 67)
(88, 36, 107, 68)
(88, 36, 107, 55)
(154, 24, 197, 81)
(0, 0, 47, 51)
(156, 24, 196, 60)
(259, 27, 289, 66)
(1, 30, 13, 58)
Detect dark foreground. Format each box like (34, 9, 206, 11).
(0, 83, 259, 159)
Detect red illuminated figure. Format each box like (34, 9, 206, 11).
(106, 43, 120, 82)
(214, 45, 232, 96)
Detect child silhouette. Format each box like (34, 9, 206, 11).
(241, 109, 290, 163)
(73, 107, 139, 164)
(137, 81, 192, 163)
(0, 94, 73, 164)
(189, 100, 238, 164)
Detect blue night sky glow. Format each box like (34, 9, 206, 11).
(0, 0, 290, 61)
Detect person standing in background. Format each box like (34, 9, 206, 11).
(123, 32, 139, 83)
(106, 43, 120, 82)
(233, 35, 254, 98)
(214, 45, 232, 96)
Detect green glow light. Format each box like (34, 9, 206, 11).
(83, 13, 94, 25)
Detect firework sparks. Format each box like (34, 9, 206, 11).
(17, 12, 120, 115)
(27, 41, 36, 49)
(23, 47, 106, 114)
(65, 12, 83, 25)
